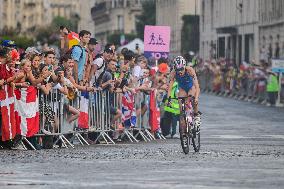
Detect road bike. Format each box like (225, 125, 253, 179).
(169, 95, 201, 154)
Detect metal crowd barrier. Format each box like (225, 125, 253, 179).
(16, 87, 165, 150)
(89, 90, 115, 144)
(38, 89, 75, 148)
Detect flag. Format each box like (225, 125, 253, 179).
(68, 32, 80, 49)
(149, 90, 160, 132)
(14, 86, 39, 137)
(78, 91, 89, 129)
(121, 91, 136, 127)
(0, 85, 16, 141)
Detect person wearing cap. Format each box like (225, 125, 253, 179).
(24, 47, 41, 60)
(89, 44, 114, 87)
(1, 40, 16, 48)
(83, 38, 98, 83)
(156, 63, 169, 92)
(71, 30, 91, 82)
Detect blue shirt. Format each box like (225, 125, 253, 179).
(71, 45, 87, 81)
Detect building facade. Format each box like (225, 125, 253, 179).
(259, 0, 284, 59)
(91, 0, 143, 44)
(200, 0, 259, 64)
(78, 0, 96, 35)
(49, 0, 80, 21)
(0, 0, 95, 36)
(0, 0, 49, 35)
(156, 0, 200, 57)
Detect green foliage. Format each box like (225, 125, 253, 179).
(35, 16, 79, 45)
(136, 0, 156, 40)
(107, 33, 137, 46)
(1, 35, 34, 49)
(51, 16, 78, 32)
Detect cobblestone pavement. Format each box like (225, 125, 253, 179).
(0, 94, 284, 189)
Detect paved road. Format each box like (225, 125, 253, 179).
(0, 94, 284, 189)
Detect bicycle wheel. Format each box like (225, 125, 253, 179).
(179, 116, 190, 154)
(192, 128, 200, 152)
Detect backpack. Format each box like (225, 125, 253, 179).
(95, 63, 107, 87)
(67, 45, 84, 60)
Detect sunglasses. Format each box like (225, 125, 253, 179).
(176, 67, 184, 72)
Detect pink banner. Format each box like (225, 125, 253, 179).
(144, 25, 171, 53)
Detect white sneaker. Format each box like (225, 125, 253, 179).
(171, 134, 180, 139)
(194, 115, 201, 129)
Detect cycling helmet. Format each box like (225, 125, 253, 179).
(173, 56, 186, 70)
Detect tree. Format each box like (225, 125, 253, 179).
(35, 16, 79, 45)
(51, 16, 79, 32)
(136, 0, 156, 40)
(1, 35, 34, 49)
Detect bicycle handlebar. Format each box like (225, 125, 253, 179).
(168, 95, 195, 101)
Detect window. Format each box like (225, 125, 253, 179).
(117, 15, 124, 32)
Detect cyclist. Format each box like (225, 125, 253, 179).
(167, 56, 201, 135)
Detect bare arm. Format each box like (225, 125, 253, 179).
(68, 76, 93, 92)
(58, 85, 68, 95)
(167, 71, 175, 98)
(89, 64, 98, 82)
(27, 71, 45, 86)
(39, 83, 52, 95)
(188, 67, 200, 100)
(74, 61, 79, 82)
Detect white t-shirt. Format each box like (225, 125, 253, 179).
(53, 83, 63, 90)
(133, 65, 142, 77)
(90, 57, 105, 85)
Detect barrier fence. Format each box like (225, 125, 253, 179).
(1, 87, 164, 150)
(199, 69, 284, 105)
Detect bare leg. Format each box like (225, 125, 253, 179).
(188, 86, 198, 114)
(112, 109, 122, 124)
(67, 105, 79, 124)
(178, 88, 188, 134)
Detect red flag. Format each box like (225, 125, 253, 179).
(0, 85, 16, 141)
(149, 90, 160, 132)
(14, 86, 39, 137)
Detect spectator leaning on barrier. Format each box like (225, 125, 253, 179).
(84, 38, 98, 83)
(71, 30, 91, 82)
(44, 51, 56, 72)
(100, 59, 122, 124)
(266, 69, 279, 106)
(89, 44, 114, 87)
(132, 55, 147, 80)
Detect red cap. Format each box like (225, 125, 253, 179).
(158, 63, 168, 73)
